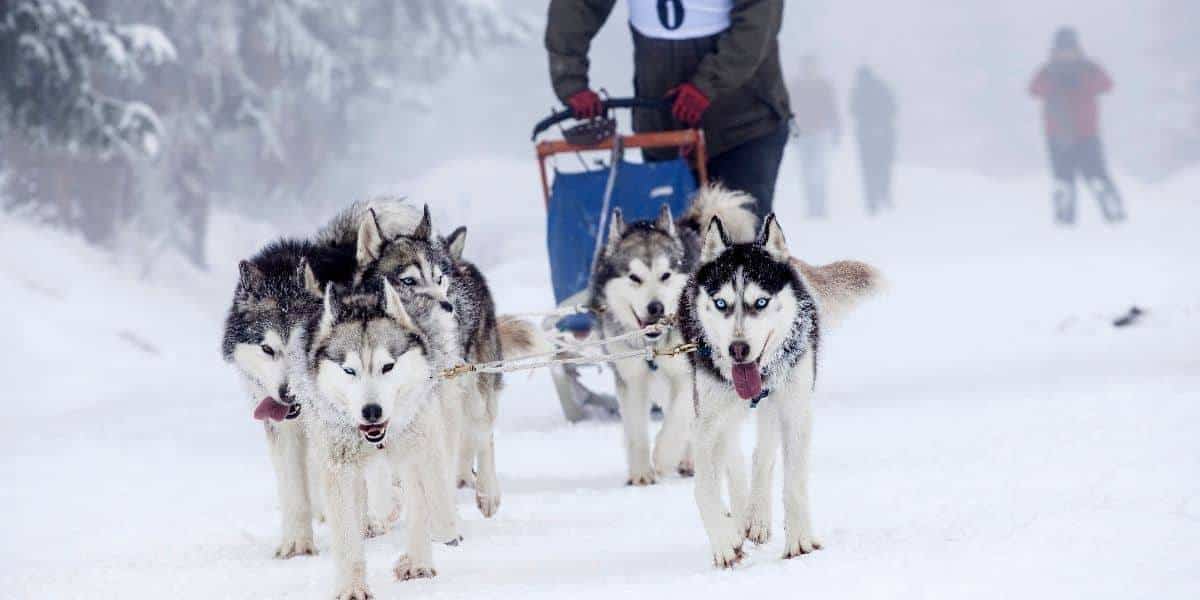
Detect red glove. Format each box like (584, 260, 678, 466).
(567, 89, 603, 119)
(668, 83, 710, 127)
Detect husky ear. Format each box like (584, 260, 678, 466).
(655, 203, 676, 238)
(381, 277, 416, 330)
(756, 213, 789, 260)
(444, 226, 467, 262)
(317, 282, 339, 339)
(412, 205, 433, 241)
(604, 208, 625, 256)
(238, 260, 264, 292)
(356, 208, 387, 267)
(700, 216, 730, 263)
(297, 258, 323, 298)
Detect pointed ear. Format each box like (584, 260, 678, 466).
(317, 282, 339, 339)
(356, 208, 386, 267)
(238, 260, 264, 292)
(699, 216, 730, 263)
(756, 213, 789, 260)
(297, 258, 323, 298)
(381, 277, 416, 330)
(604, 208, 625, 256)
(444, 226, 467, 262)
(412, 205, 432, 241)
(655, 203, 676, 237)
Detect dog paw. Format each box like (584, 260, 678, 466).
(333, 582, 372, 600)
(476, 492, 501, 518)
(625, 471, 657, 486)
(274, 538, 317, 559)
(364, 517, 391, 539)
(393, 555, 437, 582)
(710, 520, 746, 568)
(676, 458, 695, 478)
(712, 542, 745, 569)
(782, 535, 823, 559)
(743, 505, 771, 545)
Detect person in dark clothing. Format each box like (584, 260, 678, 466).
(545, 0, 791, 219)
(1029, 27, 1124, 225)
(849, 66, 896, 215)
(789, 55, 841, 218)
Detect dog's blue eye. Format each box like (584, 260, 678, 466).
(660, 273, 670, 281)
(260, 344, 275, 357)
(629, 274, 642, 285)
(343, 367, 357, 376)
(713, 298, 727, 310)
(400, 277, 417, 286)
(754, 298, 769, 309)
(382, 363, 394, 374)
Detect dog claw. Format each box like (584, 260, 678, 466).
(476, 493, 501, 518)
(274, 538, 317, 559)
(625, 472, 657, 487)
(364, 518, 391, 539)
(713, 544, 745, 569)
(333, 583, 372, 600)
(393, 555, 437, 581)
(783, 537, 823, 559)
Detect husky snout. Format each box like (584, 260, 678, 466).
(361, 403, 384, 424)
(646, 300, 664, 319)
(729, 341, 752, 363)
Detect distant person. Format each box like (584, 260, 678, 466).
(849, 66, 896, 214)
(1029, 27, 1125, 225)
(788, 55, 841, 218)
(544, 0, 790, 220)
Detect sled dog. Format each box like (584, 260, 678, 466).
(355, 205, 541, 517)
(678, 213, 880, 567)
(589, 185, 757, 485)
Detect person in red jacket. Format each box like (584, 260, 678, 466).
(1029, 27, 1125, 224)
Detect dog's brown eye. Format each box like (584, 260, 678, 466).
(382, 363, 394, 374)
(629, 274, 642, 284)
(660, 273, 670, 281)
(261, 344, 275, 357)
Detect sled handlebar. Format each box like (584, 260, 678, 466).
(531, 97, 670, 140)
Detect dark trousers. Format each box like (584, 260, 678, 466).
(1047, 136, 1125, 224)
(705, 124, 789, 220)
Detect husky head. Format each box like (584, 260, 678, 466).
(356, 205, 455, 316)
(681, 214, 819, 401)
(592, 205, 688, 341)
(306, 277, 432, 446)
(223, 244, 326, 422)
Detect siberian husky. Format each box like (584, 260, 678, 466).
(677, 213, 880, 567)
(589, 185, 757, 485)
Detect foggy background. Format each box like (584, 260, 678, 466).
(2, 1, 1197, 271)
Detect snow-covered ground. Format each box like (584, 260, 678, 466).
(2, 155, 1198, 599)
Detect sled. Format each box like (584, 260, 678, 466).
(531, 97, 708, 422)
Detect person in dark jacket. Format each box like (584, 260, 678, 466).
(849, 66, 896, 214)
(1029, 27, 1124, 225)
(545, 0, 791, 219)
(788, 55, 840, 218)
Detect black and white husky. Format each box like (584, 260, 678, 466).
(678, 213, 880, 567)
(589, 186, 758, 485)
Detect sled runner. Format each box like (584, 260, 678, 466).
(532, 98, 708, 422)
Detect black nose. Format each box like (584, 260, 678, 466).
(729, 341, 751, 363)
(440, 301, 454, 313)
(647, 300, 664, 318)
(361, 403, 383, 423)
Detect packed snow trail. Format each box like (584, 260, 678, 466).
(1, 162, 1198, 599)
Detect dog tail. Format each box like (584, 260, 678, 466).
(496, 316, 551, 361)
(793, 258, 885, 328)
(317, 196, 423, 246)
(679, 183, 759, 243)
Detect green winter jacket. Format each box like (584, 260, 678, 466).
(545, 0, 791, 160)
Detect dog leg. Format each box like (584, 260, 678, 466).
(393, 460, 437, 582)
(306, 440, 326, 524)
(418, 408, 462, 544)
(363, 454, 395, 538)
(652, 376, 693, 478)
(779, 391, 821, 558)
(323, 461, 371, 599)
(693, 409, 744, 568)
(268, 424, 316, 559)
(744, 404, 780, 545)
(724, 428, 749, 522)
(616, 373, 655, 485)
(474, 426, 501, 518)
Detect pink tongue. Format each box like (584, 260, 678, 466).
(731, 364, 763, 400)
(253, 397, 289, 422)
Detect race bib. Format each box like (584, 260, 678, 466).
(628, 0, 733, 40)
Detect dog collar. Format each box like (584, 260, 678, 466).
(750, 388, 770, 409)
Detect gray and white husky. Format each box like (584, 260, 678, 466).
(678, 213, 880, 567)
(589, 185, 758, 485)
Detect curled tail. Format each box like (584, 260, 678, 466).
(317, 196, 423, 246)
(793, 258, 884, 328)
(496, 316, 551, 360)
(678, 183, 759, 243)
